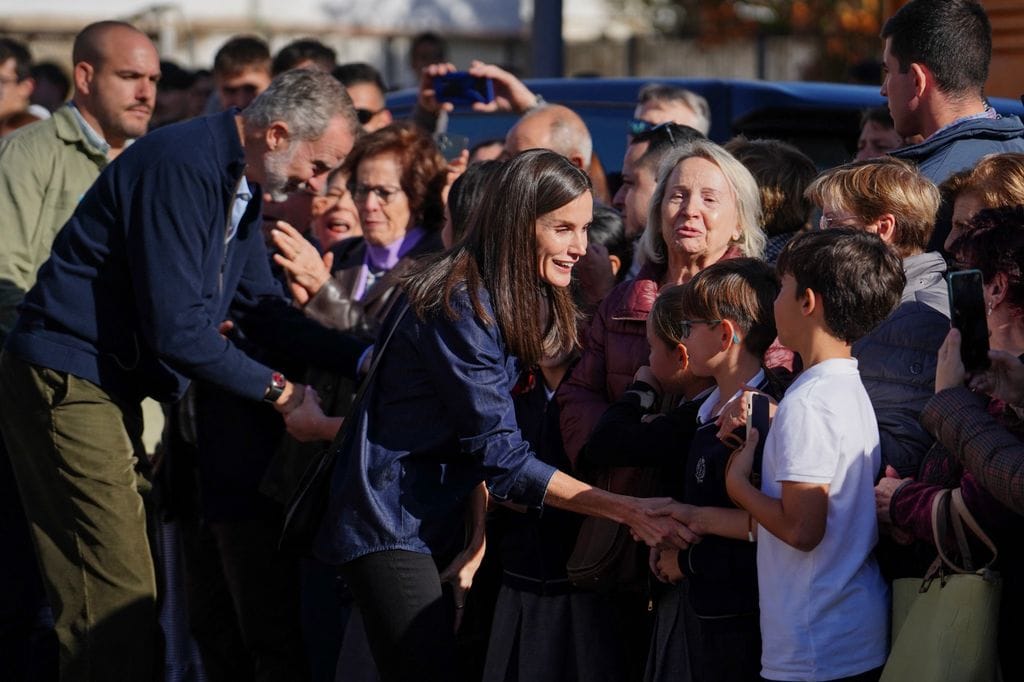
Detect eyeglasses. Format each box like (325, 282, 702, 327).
(679, 319, 721, 339)
(349, 183, 403, 204)
(818, 213, 863, 230)
(355, 107, 385, 125)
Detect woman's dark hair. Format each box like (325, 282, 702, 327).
(447, 160, 504, 244)
(341, 122, 448, 232)
(952, 205, 1024, 314)
(775, 228, 905, 344)
(587, 204, 632, 283)
(404, 150, 593, 365)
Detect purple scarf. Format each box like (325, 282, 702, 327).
(353, 226, 426, 300)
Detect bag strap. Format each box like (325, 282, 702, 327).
(929, 487, 999, 575)
(325, 301, 410, 452)
(950, 487, 998, 571)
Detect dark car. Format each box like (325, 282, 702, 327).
(388, 77, 1024, 172)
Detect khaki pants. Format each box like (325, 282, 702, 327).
(0, 351, 158, 681)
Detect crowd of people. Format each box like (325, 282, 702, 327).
(2, 1, 1024, 681)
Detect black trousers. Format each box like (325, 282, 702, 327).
(180, 517, 308, 682)
(340, 550, 456, 682)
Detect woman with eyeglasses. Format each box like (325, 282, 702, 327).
(271, 122, 447, 342)
(279, 150, 691, 681)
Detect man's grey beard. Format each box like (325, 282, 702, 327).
(263, 146, 294, 203)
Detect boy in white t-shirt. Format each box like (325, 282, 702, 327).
(726, 228, 907, 681)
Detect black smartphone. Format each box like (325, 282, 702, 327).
(433, 132, 470, 162)
(947, 269, 991, 373)
(433, 72, 495, 106)
(746, 392, 771, 438)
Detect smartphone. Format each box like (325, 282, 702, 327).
(947, 269, 991, 373)
(746, 392, 770, 438)
(433, 72, 495, 106)
(433, 132, 470, 162)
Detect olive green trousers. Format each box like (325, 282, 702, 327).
(0, 351, 158, 681)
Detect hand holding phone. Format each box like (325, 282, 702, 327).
(433, 132, 470, 162)
(745, 392, 771, 439)
(432, 72, 495, 106)
(947, 269, 991, 373)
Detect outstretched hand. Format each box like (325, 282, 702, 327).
(270, 221, 332, 305)
(626, 497, 701, 550)
(283, 385, 341, 442)
(273, 380, 305, 415)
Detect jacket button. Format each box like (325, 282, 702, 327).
(909, 362, 923, 375)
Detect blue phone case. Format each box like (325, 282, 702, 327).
(433, 72, 495, 106)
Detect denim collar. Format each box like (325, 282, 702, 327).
(66, 102, 113, 156)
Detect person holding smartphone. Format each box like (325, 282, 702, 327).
(875, 207, 1024, 679)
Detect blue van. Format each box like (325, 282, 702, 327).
(387, 77, 1024, 172)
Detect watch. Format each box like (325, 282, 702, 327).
(263, 371, 286, 404)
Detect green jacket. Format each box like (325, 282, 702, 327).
(0, 104, 108, 339)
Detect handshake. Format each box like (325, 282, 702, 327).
(271, 381, 342, 443)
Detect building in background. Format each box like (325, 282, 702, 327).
(1, 1, 1019, 98)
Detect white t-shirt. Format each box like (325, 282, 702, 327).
(757, 358, 888, 681)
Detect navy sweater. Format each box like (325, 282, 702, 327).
(7, 110, 363, 402)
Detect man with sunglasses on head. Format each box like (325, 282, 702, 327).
(629, 83, 711, 138)
(334, 61, 393, 132)
(613, 122, 705, 279)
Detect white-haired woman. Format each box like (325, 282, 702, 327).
(556, 138, 775, 678)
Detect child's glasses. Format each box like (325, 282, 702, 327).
(679, 319, 722, 339)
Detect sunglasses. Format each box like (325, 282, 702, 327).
(629, 121, 687, 146)
(627, 118, 655, 136)
(355, 107, 385, 125)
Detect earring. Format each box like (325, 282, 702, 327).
(987, 301, 994, 316)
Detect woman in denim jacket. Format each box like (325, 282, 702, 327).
(284, 150, 692, 682)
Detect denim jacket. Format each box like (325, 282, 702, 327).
(315, 286, 557, 566)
